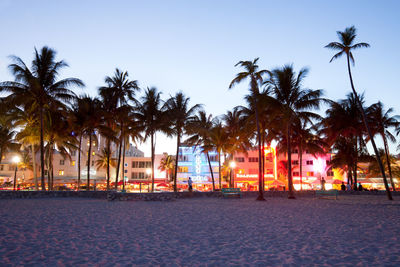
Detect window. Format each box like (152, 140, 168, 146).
(209, 155, 218, 162)
(71, 150, 76, 156)
(132, 172, 146, 179)
(266, 169, 273, 174)
(146, 162, 151, 168)
(71, 161, 76, 166)
(306, 160, 313, 165)
(305, 150, 310, 154)
(178, 166, 189, 173)
(0, 165, 3, 171)
(139, 162, 145, 168)
(124, 170, 128, 173)
(124, 163, 128, 167)
(293, 171, 299, 176)
(306, 171, 314, 176)
(92, 152, 95, 156)
(292, 149, 299, 154)
(234, 157, 245, 163)
(58, 170, 64, 176)
(292, 160, 298, 165)
(60, 160, 65, 165)
(327, 171, 334, 176)
(91, 160, 94, 166)
(248, 157, 258, 162)
(8, 165, 14, 171)
(178, 155, 189, 161)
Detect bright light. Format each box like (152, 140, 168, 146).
(325, 183, 333, 190)
(314, 157, 324, 173)
(293, 184, 301, 191)
(146, 168, 152, 175)
(229, 161, 236, 168)
(12, 156, 20, 164)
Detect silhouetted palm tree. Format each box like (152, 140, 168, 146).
(325, 26, 392, 200)
(230, 58, 269, 200)
(135, 87, 168, 192)
(0, 47, 83, 190)
(265, 65, 323, 199)
(208, 120, 228, 190)
(165, 92, 201, 192)
(367, 102, 399, 191)
(186, 111, 217, 191)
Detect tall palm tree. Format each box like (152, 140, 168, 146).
(208, 120, 228, 190)
(367, 102, 399, 191)
(185, 111, 217, 191)
(229, 58, 269, 200)
(0, 47, 83, 190)
(95, 148, 117, 178)
(135, 87, 169, 192)
(165, 92, 201, 192)
(99, 68, 139, 190)
(265, 65, 323, 199)
(0, 125, 18, 164)
(325, 26, 392, 200)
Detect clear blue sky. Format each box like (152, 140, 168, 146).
(1, 0, 399, 156)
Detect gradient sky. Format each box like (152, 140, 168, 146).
(1, 0, 399, 156)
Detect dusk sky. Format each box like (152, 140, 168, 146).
(1, 0, 399, 156)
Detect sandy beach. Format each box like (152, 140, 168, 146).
(1, 195, 399, 266)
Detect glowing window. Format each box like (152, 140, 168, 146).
(58, 170, 64, 176)
(306, 160, 313, 165)
(71, 161, 76, 166)
(178, 166, 189, 173)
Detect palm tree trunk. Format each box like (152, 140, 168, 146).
(39, 106, 46, 191)
(77, 135, 82, 191)
(254, 107, 265, 201)
(261, 133, 265, 192)
(353, 138, 358, 190)
(218, 150, 222, 190)
(87, 134, 92, 191)
(31, 143, 38, 190)
(106, 139, 110, 190)
(299, 143, 303, 191)
(287, 124, 295, 199)
(382, 135, 395, 191)
(122, 137, 126, 191)
(115, 127, 123, 191)
(346, 53, 392, 200)
(206, 152, 215, 191)
(173, 132, 180, 193)
(151, 132, 155, 192)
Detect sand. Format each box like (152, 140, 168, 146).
(0, 195, 399, 266)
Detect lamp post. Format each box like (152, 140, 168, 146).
(229, 161, 236, 188)
(12, 155, 20, 191)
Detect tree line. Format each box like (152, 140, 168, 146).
(0, 26, 398, 200)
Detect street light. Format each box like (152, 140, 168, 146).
(229, 161, 236, 188)
(12, 155, 20, 191)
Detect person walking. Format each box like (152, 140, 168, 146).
(321, 177, 326, 191)
(188, 177, 193, 193)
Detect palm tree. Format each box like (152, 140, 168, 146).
(13, 106, 40, 190)
(0, 47, 83, 190)
(95, 148, 117, 178)
(135, 87, 169, 192)
(229, 58, 269, 200)
(325, 26, 392, 200)
(99, 68, 139, 190)
(185, 111, 217, 191)
(367, 102, 399, 191)
(265, 65, 323, 199)
(0, 125, 19, 164)
(158, 154, 175, 183)
(208, 120, 228, 190)
(165, 92, 201, 192)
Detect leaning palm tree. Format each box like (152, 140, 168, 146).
(229, 58, 269, 200)
(265, 65, 323, 199)
(325, 26, 392, 200)
(165, 92, 202, 192)
(0, 47, 83, 190)
(135, 87, 169, 192)
(367, 102, 399, 191)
